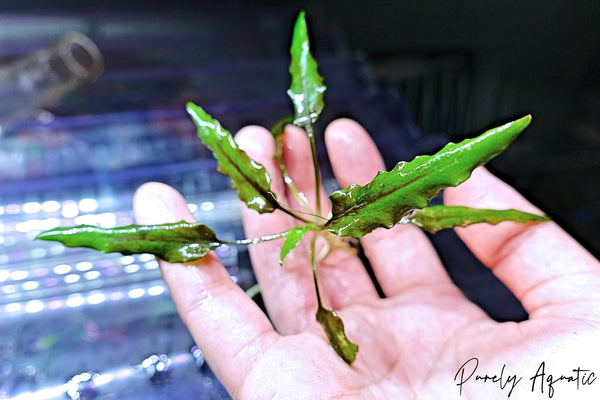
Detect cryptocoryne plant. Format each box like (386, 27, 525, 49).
(37, 11, 549, 365)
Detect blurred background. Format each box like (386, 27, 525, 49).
(1, 1, 598, 399)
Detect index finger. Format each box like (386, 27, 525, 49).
(133, 182, 277, 395)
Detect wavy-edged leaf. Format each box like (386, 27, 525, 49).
(406, 205, 551, 233)
(287, 11, 326, 125)
(36, 221, 222, 263)
(280, 224, 313, 266)
(316, 306, 358, 365)
(327, 115, 533, 237)
(187, 102, 279, 213)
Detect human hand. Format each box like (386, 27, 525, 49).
(133, 119, 600, 399)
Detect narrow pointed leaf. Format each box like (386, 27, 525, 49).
(187, 102, 279, 213)
(316, 306, 358, 365)
(270, 116, 312, 211)
(280, 224, 313, 266)
(270, 115, 292, 183)
(287, 11, 326, 125)
(406, 205, 551, 233)
(36, 221, 223, 263)
(327, 116, 533, 237)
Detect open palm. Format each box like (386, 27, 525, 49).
(134, 119, 600, 399)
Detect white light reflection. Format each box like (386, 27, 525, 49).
(66, 294, 85, 308)
(128, 288, 145, 299)
(42, 200, 61, 213)
(87, 292, 106, 305)
(10, 385, 65, 400)
(23, 201, 42, 214)
(15, 220, 32, 233)
(74, 214, 97, 225)
(201, 201, 215, 212)
(93, 372, 112, 386)
(42, 217, 61, 230)
(61, 200, 79, 218)
(140, 253, 154, 262)
(120, 255, 135, 265)
(10, 270, 28, 280)
(54, 264, 71, 275)
(79, 198, 98, 213)
(84, 270, 101, 280)
(124, 264, 139, 274)
(64, 274, 80, 284)
(144, 260, 159, 270)
(16, 219, 53, 233)
(0, 269, 8, 283)
(97, 212, 116, 228)
(5, 302, 21, 313)
(148, 285, 165, 296)
(108, 366, 136, 381)
(25, 299, 44, 313)
(22, 280, 40, 291)
(187, 203, 198, 213)
(76, 261, 93, 272)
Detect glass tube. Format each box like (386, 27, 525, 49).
(0, 31, 104, 135)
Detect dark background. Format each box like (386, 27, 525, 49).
(314, 1, 600, 257)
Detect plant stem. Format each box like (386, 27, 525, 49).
(221, 231, 288, 246)
(245, 283, 261, 299)
(275, 142, 313, 214)
(304, 123, 322, 217)
(276, 203, 313, 224)
(310, 231, 323, 307)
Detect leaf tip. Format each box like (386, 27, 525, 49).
(185, 101, 196, 112)
(507, 114, 533, 134)
(34, 230, 50, 241)
(295, 10, 307, 26)
(185, 101, 204, 120)
(519, 114, 532, 127)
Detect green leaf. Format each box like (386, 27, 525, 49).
(270, 116, 293, 139)
(36, 221, 222, 263)
(270, 116, 292, 179)
(269, 116, 313, 212)
(186, 102, 279, 213)
(327, 115, 533, 237)
(406, 205, 551, 233)
(280, 224, 313, 266)
(316, 306, 358, 365)
(287, 11, 326, 125)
